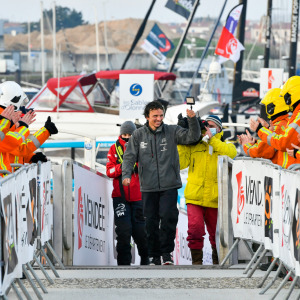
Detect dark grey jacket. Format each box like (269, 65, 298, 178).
(122, 117, 200, 192)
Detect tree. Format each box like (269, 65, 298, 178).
(23, 6, 88, 33)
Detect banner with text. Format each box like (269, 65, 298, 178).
(260, 68, 284, 98)
(119, 74, 154, 119)
(73, 163, 113, 265)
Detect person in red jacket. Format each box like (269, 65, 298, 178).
(106, 121, 149, 265)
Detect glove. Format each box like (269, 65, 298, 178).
(177, 113, 189, 129)
(44, 116, 58, 135)
(30, 152, 48, 163)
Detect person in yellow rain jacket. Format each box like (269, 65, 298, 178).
(240, 88, 296, 168)
(250, 76, 300, 152)
(178, 115, 237, 265)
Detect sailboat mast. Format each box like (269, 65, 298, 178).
(167, 0, 200, 74)
(232, 0, 247, 111)
(289, 0, 299, 77)
(264, 0, 272, 68)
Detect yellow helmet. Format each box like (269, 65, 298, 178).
(260, 88, 289, 119)
(279, 76, 300, 107)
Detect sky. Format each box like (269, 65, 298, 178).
(0, 0, 292, 25)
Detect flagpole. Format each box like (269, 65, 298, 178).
(289, 0, 299, 77)
(264, 0, 272, 68)
(232, 0, 247, 112)
(166, 0, 200, 74)
(186, 0, 228, 98)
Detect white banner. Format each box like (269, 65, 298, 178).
(73, 163, 113, 265)
(39, 161, 53, 245)
(119, 74, 154, 119)
(279, 171, 296, 270)
(1, 176, 22, 295)
(16, 166, 37, 265)
(231, 160, 265, 243)
(141, 39, 166, 63)
(259, 68, 284, 98)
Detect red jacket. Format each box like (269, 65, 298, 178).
(106, 136, 141, 201)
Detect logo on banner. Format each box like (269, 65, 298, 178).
(242, 88, 260, 97)
(78, 187, 84, 249)
(282, 184, 292, 247)
(130, 84, 143, 96)
(236, 171, 245, 223)
(226, 38, 238, 56)
(268, 70, 275, 89)
(264, 177, 273, 241)
(292, 189, 300, 261)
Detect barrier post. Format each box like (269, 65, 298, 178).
(218, 156, 236, 265)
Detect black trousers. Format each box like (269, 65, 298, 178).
(142, 189, 179, 257)
(113, 197, 148, 265)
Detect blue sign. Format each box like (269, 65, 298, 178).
(130, 83, 143, 96)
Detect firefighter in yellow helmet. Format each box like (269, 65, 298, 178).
(250, 76, 300, 152)
(240, 88, 295, 168)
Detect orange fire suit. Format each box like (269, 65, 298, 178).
(243, 114, 289, 162)
(257, 103, 300, 151)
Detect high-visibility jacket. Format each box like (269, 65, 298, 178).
(178, 132, 237, 208)
(243, 114, 289, 160)
(0, 118, 30, 175)
(106, 136, 141, 201)
(9, 126, 50, 165)
(258, 103, 300, 151)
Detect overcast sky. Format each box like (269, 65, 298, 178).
(0, 0, 292, 25)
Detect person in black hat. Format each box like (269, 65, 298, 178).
(178, 114, 237, 265)
(106, 121, 149, 265)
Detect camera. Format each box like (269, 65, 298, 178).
(199, 119, 209, 130)
(186, 96, 195, 110)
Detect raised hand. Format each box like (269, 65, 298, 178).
(257, 117, 269, 128)
(44, 116, 58, 135)
(269, 120, 275, 132)
(19, 110, 36, 127)
(249, 118, 259, 132)
(186, 109, 196, 118)
(0, 105, 15, 120)
(11, 111, 22, 125)
(246, 129, 256, 144)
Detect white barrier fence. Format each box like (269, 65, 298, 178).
(220, 157, 300, 299)
(0, 161, 57, 297)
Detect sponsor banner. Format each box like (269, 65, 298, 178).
(119, 74, 154, 119)
(224, 4, 243, 35)
(269, 167, 281, 258)
(260, 68, 284, 98)
(16, 166, 37, 265)
(231, 160, 265, 243)
(280, 171, 297, 270)
(1, 176, 22, 295)
(39, 161, 53, 245)
(73, 164, 113, 265)
(141, 24, 174, 63)
(165, 0, 195, 20)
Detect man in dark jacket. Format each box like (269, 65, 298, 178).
(122, 100, 201, 265)
(106, 121, 149, 265)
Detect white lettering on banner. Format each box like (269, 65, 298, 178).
(245, 176, 262, 206)
(291, 1, 299, 42)
(84, 194, 105, 231)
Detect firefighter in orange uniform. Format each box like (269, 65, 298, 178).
(250, 76, 300, 152)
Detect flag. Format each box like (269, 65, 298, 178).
(215, 4, 245, 63)
(141, 24, 174, 63)
(165, 0, 196, 20)
(215, 27, 245, 63)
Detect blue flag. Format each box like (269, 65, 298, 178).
(141, 24, 174, 63)
(165, 0, 196, 20)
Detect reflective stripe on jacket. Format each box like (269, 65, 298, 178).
(258, 104, 300, 151)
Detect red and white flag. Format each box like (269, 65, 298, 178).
(215, 27, 245, 63)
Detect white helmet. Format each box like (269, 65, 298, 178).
(0, 81, 28, 110)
